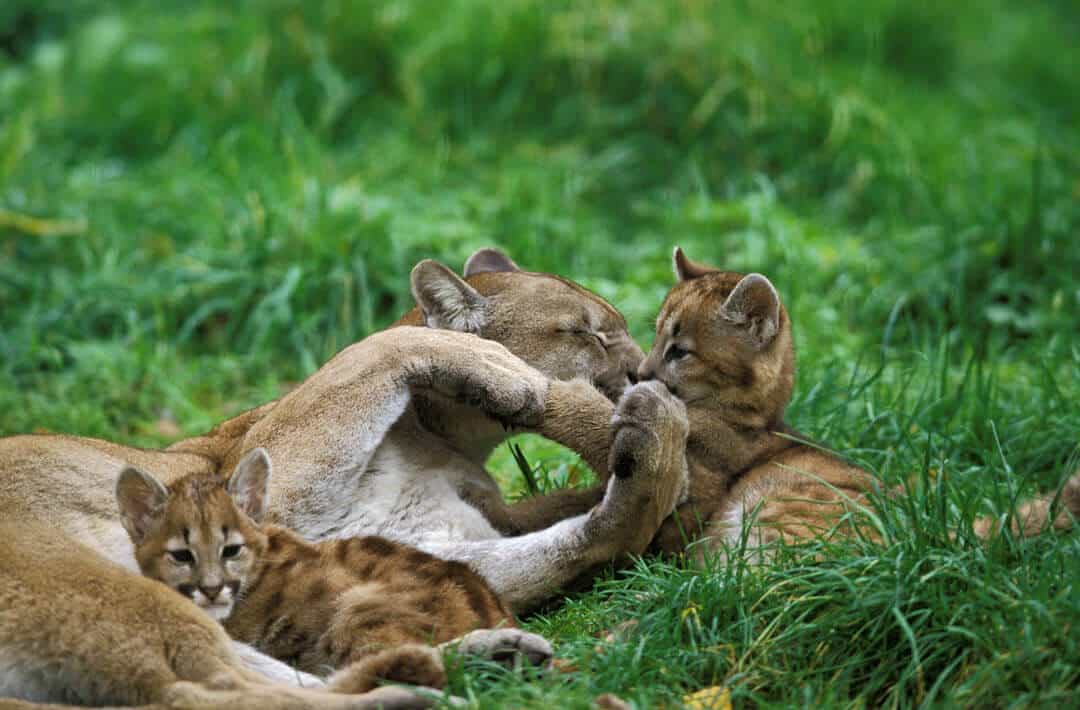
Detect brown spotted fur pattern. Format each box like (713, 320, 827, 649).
(120, 450, 526, 692)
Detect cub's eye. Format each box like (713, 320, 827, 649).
(221, 544, 243, 559)
(665, 344, 689, 362)
(168, 549, 194, 564)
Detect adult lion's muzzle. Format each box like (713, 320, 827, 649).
(595, 336, 646, 402)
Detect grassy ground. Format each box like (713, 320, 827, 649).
(2, 1, 1079, 707)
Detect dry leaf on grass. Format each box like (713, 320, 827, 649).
(682, 686, 732, 710)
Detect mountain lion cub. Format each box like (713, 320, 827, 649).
(642, 247, 1080, 556)
(117, 448, 552, 692)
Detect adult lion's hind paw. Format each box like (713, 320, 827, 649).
(446, 628, 554, 669)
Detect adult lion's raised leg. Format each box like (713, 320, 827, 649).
(236, 327, 551, 535)
(420, 382, 689, 613)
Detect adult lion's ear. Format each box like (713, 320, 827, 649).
(673, 247, 716, 282)
(720, 273, 781, 348)
(464, 247, 520, 277)
(410, 259, 488, 332)
(116, 466, 169, 544)
(227, 448, 272, 523)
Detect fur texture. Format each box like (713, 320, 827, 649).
(644, 247, 1080, 558)
(0, 249, 689, 704)
(0, 522, 438, 709)
(119, 450, 552, 691)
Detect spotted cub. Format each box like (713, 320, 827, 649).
(116, 448, 552, 692)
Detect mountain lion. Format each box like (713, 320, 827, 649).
(640, 247, 1080, 556)
(0, 248, 689, 705)
(117, 448, 552, 691)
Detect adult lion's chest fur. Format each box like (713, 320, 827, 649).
(295, 403, 505, 545)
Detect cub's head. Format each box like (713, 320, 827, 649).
(115, 449, 271, 621)
(402, 248, 643, 401)
(639, 247, 795, 427)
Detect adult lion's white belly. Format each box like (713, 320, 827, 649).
(326, 436, 502, 546)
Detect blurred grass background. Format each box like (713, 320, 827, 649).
(2, 1, 1079, 707)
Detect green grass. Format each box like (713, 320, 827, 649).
(2, 0, 1079, 706)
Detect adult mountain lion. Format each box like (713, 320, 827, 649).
(0, 249, 689, 706)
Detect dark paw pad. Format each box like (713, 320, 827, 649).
(612, 449, 637, 479)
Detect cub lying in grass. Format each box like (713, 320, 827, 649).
(116, 448, 552, 693)
(642, 247, 1080, 557)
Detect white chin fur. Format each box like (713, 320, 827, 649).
(204, 603, 234, 621)
(190, 588, 234, 621)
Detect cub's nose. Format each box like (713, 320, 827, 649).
(199, 584, 223, 601)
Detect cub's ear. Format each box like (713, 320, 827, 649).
(227, 448, 272, 523)
(463, 247, 520, 277)
(720, 273, 781, 347)
(410, 259, 488, 332)
(673, 247, 716, 282)
(116, 466, 169, 544)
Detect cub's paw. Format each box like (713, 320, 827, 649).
(609, 381, 688, 480)
(445, 628, 554, 669)
(329, 644, 446, 695)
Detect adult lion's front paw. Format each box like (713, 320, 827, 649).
(609, 381, 688, 481)
(413, 333, 549, 429)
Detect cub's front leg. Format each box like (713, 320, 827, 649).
(485, 378, 617, 535)
(496, 379, 689, 537)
